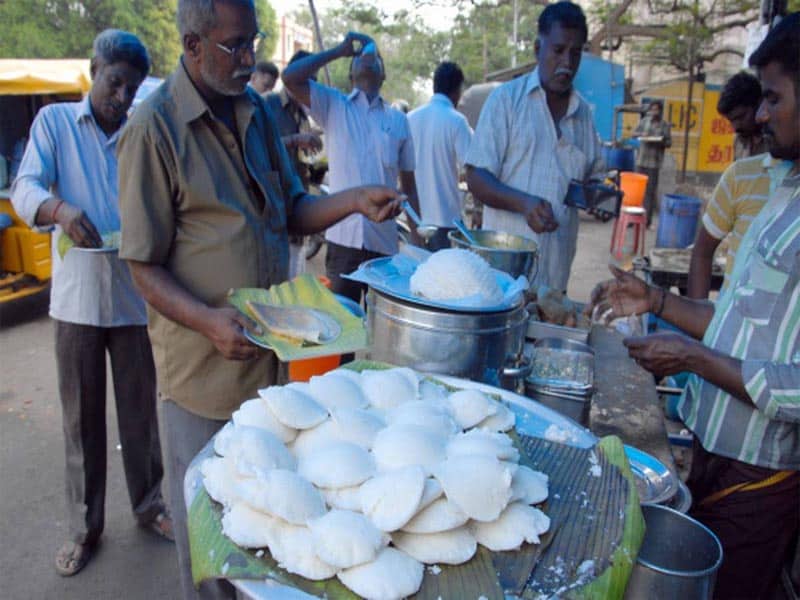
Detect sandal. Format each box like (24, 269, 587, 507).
(55, 541, 93, 577)
(142, 510, 174, 542)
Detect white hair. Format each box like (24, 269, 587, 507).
(177, 0, 217, 37)
(177, 0, 254, 37)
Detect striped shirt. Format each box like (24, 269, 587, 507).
(679, 172, 800, 470)
(701, 154, 790, 286)
(464, 67, 603, 290)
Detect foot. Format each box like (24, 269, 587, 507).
(142, 509, 174, 542)
(55, 541, 93, 577)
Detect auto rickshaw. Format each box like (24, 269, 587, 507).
(0, 59, 91, 304)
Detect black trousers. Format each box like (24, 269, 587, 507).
(54, 320, 165, 546)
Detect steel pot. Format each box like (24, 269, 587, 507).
(448, 229, 539, 281)
(366, 288, 529, 389)
(624, 504, 722, 600)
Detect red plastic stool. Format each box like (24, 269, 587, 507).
(610, 206, 647, 259)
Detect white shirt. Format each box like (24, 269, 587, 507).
(465, 68, 604, 290)
(309, 81, 415, 254)
(11, 98, 147, 326)
(408, 94, 473, 227)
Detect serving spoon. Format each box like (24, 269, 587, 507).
(402, 200, 438, 243)
(452, 217, 480, 246)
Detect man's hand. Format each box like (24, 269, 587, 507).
(586, 265, 658, 324)
(338, 32, 374, 58)
(623, 332, 699, 377)
(56, 203, 102, 248)
(354, 186, 402, 222)
(202, 307, 261, 361)
(523, 196, 558, 233)
(293, 133, 323, 154)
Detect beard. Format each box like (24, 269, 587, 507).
(200, 61, 252, 96)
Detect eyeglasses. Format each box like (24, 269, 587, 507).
(214, 31, 266, 58)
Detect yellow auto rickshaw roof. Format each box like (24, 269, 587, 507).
(0, 59, 91, 95)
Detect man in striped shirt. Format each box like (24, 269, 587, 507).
(589, 14, 800, 597)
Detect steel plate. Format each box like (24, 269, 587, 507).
(624, 445, 680, 505)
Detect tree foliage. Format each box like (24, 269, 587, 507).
(449, 1, 543, 84)
(0, 0, 278, 77)
(293, 2, 448, 106)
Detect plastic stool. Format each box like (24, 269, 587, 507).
(610, 206, 647, 259)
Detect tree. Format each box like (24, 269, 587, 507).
(0, 0, 279, 77)
(449, 0, 544, 84)
(292, 2, 447, 106)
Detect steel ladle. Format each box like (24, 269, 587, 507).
(452, 217, 480, 246)
(402, 200, 438, 243)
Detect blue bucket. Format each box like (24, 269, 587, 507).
(656, 194, 702, 248)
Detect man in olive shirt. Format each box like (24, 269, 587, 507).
(117, 1, 400, 597)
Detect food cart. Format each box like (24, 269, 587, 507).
(183, 233, 717, 598)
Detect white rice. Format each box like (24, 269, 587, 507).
(409, 249, 504, 307)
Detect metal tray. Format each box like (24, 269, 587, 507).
(624, 445, 680, 505)
(344, 255, 526, 314)
(185, 370, 598, 600)
(525, 318, 590, 344)
(526, 337, 595, 395)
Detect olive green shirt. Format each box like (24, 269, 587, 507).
(118, 61, 305, 419)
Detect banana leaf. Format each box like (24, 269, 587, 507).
(187, 360, 643, 599)
(227, 274, 367, 361)
(56, 231, 120, 258)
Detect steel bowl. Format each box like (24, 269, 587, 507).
(448, 229, 539, 281)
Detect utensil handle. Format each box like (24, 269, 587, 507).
(502, 355, 532, 380)
(452, 218, 479, 246)
(402, 200, 423, 227)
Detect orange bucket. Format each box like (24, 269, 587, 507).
(288, 354, 341, 382)
(287, 274, 340, 382)
(620, 172, 648, 207)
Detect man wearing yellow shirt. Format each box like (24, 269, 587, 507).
(687, 153, 791, 298)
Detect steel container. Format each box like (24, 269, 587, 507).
(448, 229, 539, 281)
(624, 504, 722, 600)
(366, 288, 529, 389)
(523, 338, 594, 427)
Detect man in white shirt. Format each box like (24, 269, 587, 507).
(465, 1, 603, 292)
(408, 62, 473, 250)
(282, 32, 421, 302)
(11, 30, 171, 577)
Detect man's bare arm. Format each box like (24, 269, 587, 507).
(465, 165, 557, 233)
(687, 227, 722, 299)
(127, 261, 259, 361)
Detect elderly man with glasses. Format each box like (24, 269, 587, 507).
(117, 1, 401, 598)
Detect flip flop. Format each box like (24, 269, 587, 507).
(55, 541, 93, 577)
(142, 510, 174, 542)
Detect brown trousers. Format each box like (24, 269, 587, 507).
(688, 440, 800, 599)
(54, 320, 165, 546)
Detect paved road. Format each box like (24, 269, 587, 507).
(0, 215, 644, 599)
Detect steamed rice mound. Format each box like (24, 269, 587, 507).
(410, 249, 504, 306)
